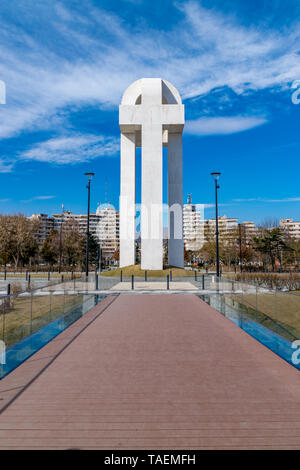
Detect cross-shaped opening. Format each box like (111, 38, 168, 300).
(134, 93, 176, 105)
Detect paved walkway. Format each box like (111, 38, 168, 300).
(1, 294, 300, 449)
(110, 281, 196, 291)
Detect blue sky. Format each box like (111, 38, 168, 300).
(0, 0, 300, 224)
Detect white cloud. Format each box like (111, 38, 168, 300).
(34, 195, 56, 200)
(0, 0, 299, 143)
(20, 195, 56, 203)
(0, 159, 13, 173)
(20, 134, 119, 164)
(233, 197, 300, 203)
(185, 115, 267, 136)
(204, 203, 233, 208)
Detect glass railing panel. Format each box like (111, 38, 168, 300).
(0, 293, 107, 379)
(2, 294, 32, 348)
(198, 286, 300, 371)
(275, 291, 300, 341)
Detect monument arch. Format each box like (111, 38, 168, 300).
(119, 78, 184, 270)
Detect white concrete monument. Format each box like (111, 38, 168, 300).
(119, 78, 184, 270)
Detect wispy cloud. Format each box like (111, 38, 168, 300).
(204, 203, 234, 208)
(20, 195, 56, 203)
(177, 2, 300, 98)
(233, 197, 300, 203)
(20, 134, 119, 164)
(0, 0, 299, 147)
(185, 115, 267, 136)
(0, 159, 14, 173)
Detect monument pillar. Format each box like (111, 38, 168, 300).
(119, 78, 184, 270)
(141, 80, 164, 270)
(168, 133, 184, 268)
(119, 132, 136, 267)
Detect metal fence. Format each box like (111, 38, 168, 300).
(0, 271, 84, 296)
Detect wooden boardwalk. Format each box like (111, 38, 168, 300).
(1, 293, 300, 449)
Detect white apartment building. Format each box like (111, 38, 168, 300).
(52, 211, 102, 243)
(52, 206, 119, 259)
(95, 204, 120, 259)
(240, 221, 257, 241)
(182, 197, 257, 251)
(204, 216, 256, 242)
(183, 196, 205, 251)
(28, 213, 54, 243)
(280, 219, 300, 240)
(203, 215, 238, 242)
(29, 205, 120, 260)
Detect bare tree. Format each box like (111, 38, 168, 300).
(259, 217, 279, 229)
(0, 214, 39, 268)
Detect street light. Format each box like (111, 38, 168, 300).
(84, 172, 95, 279)
(211, 172, 221, 277)
(238, 223, 242, 273)
(58, 204, 64, 274)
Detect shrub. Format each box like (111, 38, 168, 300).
(11, 282, 22, 296)
(231, 273, 300, 291)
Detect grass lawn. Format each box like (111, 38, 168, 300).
(1, 272, 82, 279)
(0, 294, 84, 347)
(102, 265, 195, 278)
(226, 291, 300, 338)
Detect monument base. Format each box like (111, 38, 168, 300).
(101, 265, 191, 278)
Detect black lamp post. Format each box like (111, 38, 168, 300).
(238, 223, 243, 272)
(84, 172, 95, 278)
(98, 246, 102, 274)
(58, 204, 64, 274)
(211, 172, 221, 277)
